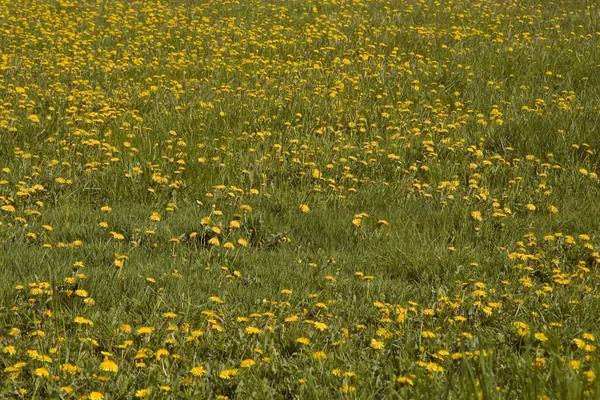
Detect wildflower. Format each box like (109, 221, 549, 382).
(397, 376, 414, 386)
(74, 316, 94, 326)
(155, 349, 170, 360)
(297, 337, 310, 345)
(341, 385, 356, 393)
(313, 351, 327, 360)
(245, 326, 261, 335)
(471, 210, 483, 221)
(422, 331, 436, 338)
(240, 359, 255, 368)
(99, 359, 118, 372)
(219, 369, 238, 379)
(371, 339, 384, 349)
(1, 205, 15, 213)
(89, 392, 104, 400)
(584, 370, 596, 383)
(534, 333, 548, 342)
(34, 367, 50, 377)
(314, 322, 328, 331)
(110, 231, 125, 240)
(135, 388, 152, 398)
(136, 326, 154, 335)
(190, 366, 206, 376)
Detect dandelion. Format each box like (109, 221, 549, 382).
(422, 331, 436, 338)
(397, 376, 414, 386)
(219, 369, 238, 379)
(74, 316, 94, 326)
(300, 204, 310, 214)
(471, 210, 483, 221)
(34, 367, 50, 377)
(341, 385, 356, 393)
(240, 359, 256, 368)
(534, 332, 548, 342)
(110, 231, 125, 240)
(150, 212, 161, 221)
(584, 370, 596, 383)
(297, 337, 310, 345)
(99, 359, 118, 372)
(136, 326, 154, 335)
(245, 326, 261, 335)
(314, 322, 328, 331)
(135, 388, 152, 398)
(190, 366, 206, 376)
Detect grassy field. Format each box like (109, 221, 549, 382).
(1, 0, 600, 398)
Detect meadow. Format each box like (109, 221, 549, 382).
(1, 0, 600, 398)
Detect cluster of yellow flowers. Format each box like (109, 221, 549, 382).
(1, 0, 599, 397)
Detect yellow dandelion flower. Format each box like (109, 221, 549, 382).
(74, 316, 94, 326)
(245, 326, 261, 335)
(219, 369, 238, 379)
(314, 322, 328, 331)
(135, 388, 152, 398)
(1, 205, 15, 213)
(99, 359, 118, 372)
(397, 376, 414, 386)
(297, 337, 310, 345)
(471, 210, 483, 222)
(136, 326, 154, 335)
(190, 366, 206, 376)
(34, 367, 50, 377)
(534, 332, 548, 342)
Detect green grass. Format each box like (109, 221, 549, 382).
(1, 0, 600, 398)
